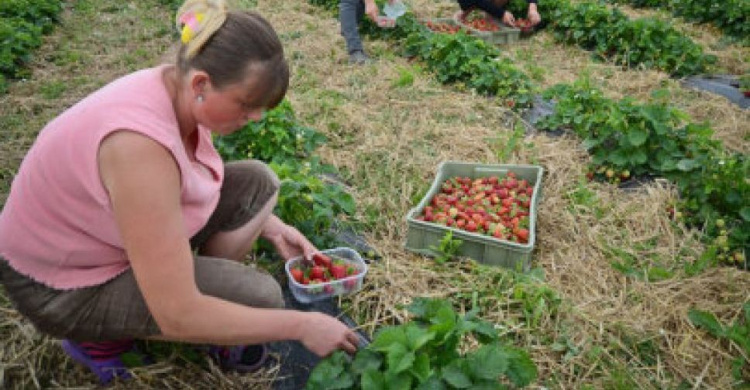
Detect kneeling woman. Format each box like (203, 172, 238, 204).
(0, 0, 359, 384)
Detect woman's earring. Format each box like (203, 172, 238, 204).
(196, 95, 204, 103)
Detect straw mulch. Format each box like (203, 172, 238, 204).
(0, 0, 747, 388)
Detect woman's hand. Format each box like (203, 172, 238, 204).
(261, 215, 317, 262)
(528, 4, 541, 26)
(298, 312, 360, 356)
(365, 0, 380, 23)
(501, 11, 516, 27)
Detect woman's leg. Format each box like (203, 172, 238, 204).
(191, 160, 280, 261)
(0, 255, 283, 342)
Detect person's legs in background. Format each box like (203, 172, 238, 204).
(339, 0, 370, 64)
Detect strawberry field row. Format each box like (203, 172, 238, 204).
(305, 0, 747, 267)
(537, 80, 748, 266)
(533, 0, 716, 77)
(603, 0, 749, 45)
(0, 0, 62, 92)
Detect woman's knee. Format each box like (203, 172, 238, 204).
(240, 272, 284, 309)
(195, 256, 285, 309)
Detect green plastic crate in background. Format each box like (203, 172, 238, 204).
(405, 161, 544, 271)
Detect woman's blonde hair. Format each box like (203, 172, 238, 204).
(174, 0, 289, 107)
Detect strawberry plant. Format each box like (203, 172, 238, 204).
(606, 0, 749, 45)
(0, 0, 62, 33)
(215, 101, 356, 248)
(740, 74, 750, 98)
(670, 152, 749, 268)
(539, 0, 715, 77)
(0, 0, 62, 90)
(688, 303, 749, 382)
(331, 9, 534, 108)
(401, 20, 533, 106)
(429, 230, 463, 264)
(306, 297, 537, 389)
(269, 158, 356, 248)
(215, 100, 327, 163)
(540, 79, 748, 268)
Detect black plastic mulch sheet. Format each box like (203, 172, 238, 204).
(682, 75, 749, 109)
(268, 289, 370, 390)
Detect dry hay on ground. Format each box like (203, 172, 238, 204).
(0, 0, 747, 388)
(268, 2, 749, 386)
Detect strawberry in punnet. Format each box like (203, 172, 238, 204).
(330, 260, 347, 280)
(313, 253, 332, 269)
(290, 267, 304, 284)
(310, 265, 326, 280)
(343, 278, 358, 291)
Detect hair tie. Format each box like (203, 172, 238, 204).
(179, 11, 205, 44)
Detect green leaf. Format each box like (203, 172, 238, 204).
(371, 327, 408, 352)
(632, 149, 648, 165)
(739, 207, 750, 222)
(384, 371, 413, 390)
(361, 369, 387, 390)
(467, 345, 509, 380)
(441, 360, 473, 388)
(404, 323, 436, 350)
(410, 353, 432, 382)
(351, 349, 383, 375)
(582, 137, 600, 150)
(415, 375, 447, 390)
(471, 320, 499, 344)
(386, 343, 416, 374)
(610, 150, 628, 166)
(505, 348, 537, 387)
(688, 309, 725, 337)
(627, 127, 649, 146)
(307, 351, 353, 390)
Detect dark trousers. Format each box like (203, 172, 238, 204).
(458, 0, 510, 19)
(340, 0, 365, 54)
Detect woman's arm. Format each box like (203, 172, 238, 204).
(98, 131, 357, 354)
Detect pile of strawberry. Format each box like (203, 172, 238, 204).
(288, 253, 361, 294)
(460, 17, 500, 32)
(416, 173, 535, 244)
(424, 20, 462, 34)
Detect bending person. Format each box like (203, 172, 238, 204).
(0, 0, 359, 384)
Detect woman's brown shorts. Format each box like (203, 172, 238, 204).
(0, 160, 282, 341)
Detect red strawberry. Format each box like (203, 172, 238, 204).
(330, 262, 347, 280)
(290, 267, 304, 283)
(310, 265, 326, 280)
(344, 279, 358, 290)
(515, 228, 529, 243)
(313, 253, 332, 268)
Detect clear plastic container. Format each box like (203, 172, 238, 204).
(383, 1, 407, 19)
(285, 247, 368, 304)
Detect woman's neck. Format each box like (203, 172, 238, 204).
(163, 65, 198, 143)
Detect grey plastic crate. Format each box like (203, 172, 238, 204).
(405, 161, 544, 270)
